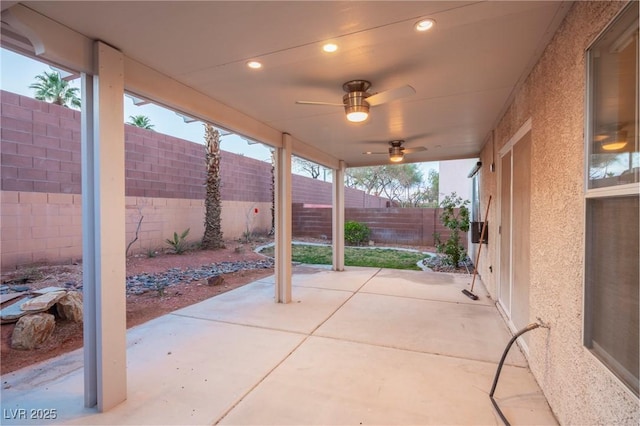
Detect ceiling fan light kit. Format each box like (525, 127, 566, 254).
(389, 141, 405, 162)
(601, 129, 628, 151)
(295, 79, 420, 161)
(344, 95, 370, 123)
(343, 80, 371, 122)
(345, 105, 369, 122)
(363, 139, 426, 163)
(389, 152, 404, 162)
(296, 79, 414, 124)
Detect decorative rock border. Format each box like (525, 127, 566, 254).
(125, 259, 274, 295)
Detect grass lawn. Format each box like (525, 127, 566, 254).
(260, 244, 429, 271)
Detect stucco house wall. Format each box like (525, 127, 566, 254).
(438, 158, 478, 203)
(476, 2, 638, 424)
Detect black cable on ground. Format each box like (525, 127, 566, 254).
(489, 322, 542, 426)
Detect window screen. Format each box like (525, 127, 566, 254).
(584, 2, 639, 397)
(584, 196, 639, 395)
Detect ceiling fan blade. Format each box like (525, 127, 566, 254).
(403, 147, 427, 154)
(296, 100, 344, 107)
(363, 151, 387, 155)
(366, 85, 415, 106)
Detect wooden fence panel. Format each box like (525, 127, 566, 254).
(292, 204, 467, 248)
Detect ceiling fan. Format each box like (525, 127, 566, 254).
(364, 140, 426, 163)
(296, 80, 415, 123)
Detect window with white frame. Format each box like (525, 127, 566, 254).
(584, 2, 639, 397)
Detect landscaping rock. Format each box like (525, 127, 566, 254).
(1, 297, 34, 323)
(33, 286, 67, 295)
(21, 291, 66, 312)
(11, 313, 56, 350)
(0, 293, 24, 305)
(207, 275, 224, 286)
(125, 259, 274, 295)
(56, 291, 83, 322)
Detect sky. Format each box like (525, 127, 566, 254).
(0, 48, 438, 180)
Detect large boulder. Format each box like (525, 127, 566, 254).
(11, 313, 56, 350)
(56, 291, 83, 322)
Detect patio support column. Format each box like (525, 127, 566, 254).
(332, 160, 346, 271)
(274, 133, 293, 303)
(81, 41, 127, 411)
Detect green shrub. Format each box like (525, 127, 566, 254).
(344, 221, 370, 246)
(434, 193, 470, 267)
(165, 228, 190, 254)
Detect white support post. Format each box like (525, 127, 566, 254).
(332, 160, 346, 271)
(274, 133, 293, 303)
(81, 41, 127, 412)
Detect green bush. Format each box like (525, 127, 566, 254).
(434, 193, 470, 267)
(165, 228, 190, 254)
(344, 221, 370, 246)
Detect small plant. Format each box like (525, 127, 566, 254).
(344, 220, 371, 246)
(434, 192, 470, 267)
(154, 281, 168, 297)
(165, 228, 190, 254)
(243, 206, 259, 243)
(146, 248, 157, 258)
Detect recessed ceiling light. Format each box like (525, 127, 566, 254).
(322, 43, 338, 53)
(247, 61, 262, 69)
(415, 18, 436, 32)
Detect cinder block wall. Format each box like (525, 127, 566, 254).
(1, 92, 82, 194)
(0, 91, 390, 270)
(292, 176, 389, 208)
(1, 191, 82, 269)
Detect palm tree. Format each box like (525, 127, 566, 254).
(127, 115, 154, 130)
(201, 124, 224, 249)
(29, 71, 81, 108)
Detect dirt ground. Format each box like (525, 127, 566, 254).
(1, 241, 273, 375)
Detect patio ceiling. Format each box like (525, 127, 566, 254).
(3, 1, 571, 168)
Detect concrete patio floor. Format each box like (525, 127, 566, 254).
(1, 266, 557, 425)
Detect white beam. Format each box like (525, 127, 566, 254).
(82, 41, 127, 412)
(275, 133, 293, 303)
(124, 57, 284, 150)
(332, 160, 346, 271)
(291, 136, 341, 170)
(1, 4, 93, 73)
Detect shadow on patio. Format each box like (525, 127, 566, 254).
(1, 267, 556, 425)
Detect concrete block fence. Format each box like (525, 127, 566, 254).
(1, 90, 433, 271)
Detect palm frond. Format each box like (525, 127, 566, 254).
(29, 71, 81, 108)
